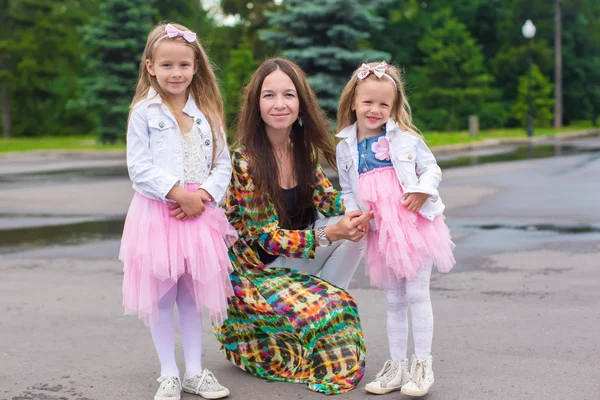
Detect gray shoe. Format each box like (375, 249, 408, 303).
(365, 359, 410, 394)
(154, 375, 181, 400)
(401, 355, 435, 397)
(182, 369, 230, 399)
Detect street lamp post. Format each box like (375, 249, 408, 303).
(522, 19, 536, 138)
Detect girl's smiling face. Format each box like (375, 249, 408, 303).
(352, 78, 396, 138)
(146, 41, 197, 104)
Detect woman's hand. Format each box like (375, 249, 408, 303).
(402, 192, 430, 212)
(325, 210, 374, 243)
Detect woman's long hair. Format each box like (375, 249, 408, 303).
(235, 57, 336, 228)
(337, 61, 422, 138)
(129, 22, 226, 160)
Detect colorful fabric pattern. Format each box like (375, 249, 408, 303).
(213, 148, 366, 394)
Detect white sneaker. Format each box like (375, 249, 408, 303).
(182, 369, 230, 399)
(155, 375, 181, 400)
(365, 359, 410, 394)
(401, 355, 435, 397)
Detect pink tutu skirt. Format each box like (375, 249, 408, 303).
(119, 183, 238, 326)
(358, 167, 455, 288)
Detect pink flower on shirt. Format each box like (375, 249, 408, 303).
(371, 136, 390, 161)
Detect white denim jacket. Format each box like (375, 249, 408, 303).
(335, 119, 445, 221)
(126, 88, 232, 204)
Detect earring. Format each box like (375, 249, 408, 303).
(298, 116, 303, 126)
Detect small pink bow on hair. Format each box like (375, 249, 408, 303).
(165, 23, 197, 43)
(371, 136, 390, 161)
(357, 61, 389, 80)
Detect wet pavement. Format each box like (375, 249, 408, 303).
(1, 136, 599, 399)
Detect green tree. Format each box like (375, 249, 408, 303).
(4, 0, 92, 137)
(261, 0, 389, 113)
(412, 9, 494, 131)
(0, 0, 15, 138)
(511, 63, 554, 127)
(222, 37, 258, 130)
(80, 0, 154, 143)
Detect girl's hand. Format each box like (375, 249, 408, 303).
(402, 192, 430, 212)
(169, 189, 213, 220)
(169, 192, 205, 220)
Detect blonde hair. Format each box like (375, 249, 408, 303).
(129, 22, 225, 159)
(337, 62, 422, 138)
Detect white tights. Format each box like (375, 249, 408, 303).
(385, 264, 433, 360)
(150, 273, 203, 377)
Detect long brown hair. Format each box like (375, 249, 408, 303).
(235, 57, 336, 228)
(337, 62, 422, 138)
(129, 22, 226, 160)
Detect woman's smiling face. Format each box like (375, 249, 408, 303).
(259, 69, 300, 134)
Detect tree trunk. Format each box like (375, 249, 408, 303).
(0, 5, 12, 138)
(554, 0, 563, 128)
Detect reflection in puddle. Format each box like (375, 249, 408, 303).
(437, 143, 600, 170)
(0, 218, 124, 254)
(0, 165, 129, 183)
(472, 223, 600, 234)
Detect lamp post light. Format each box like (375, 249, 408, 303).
(522, 19, 536, 138)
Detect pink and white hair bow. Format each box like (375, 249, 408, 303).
(371, 136, 391, 161)
(357, 61, 389, 80)
(356, 61, 397, 88)
(164, 23, 197, 43)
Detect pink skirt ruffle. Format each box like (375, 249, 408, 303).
(119, 183, 238, 326)
(358, 167, 455, 288)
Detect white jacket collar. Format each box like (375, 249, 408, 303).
(146, 87, 201, 118)
(336, 119, 400, 140)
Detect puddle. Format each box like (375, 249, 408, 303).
(470, 223, 600, 234)
(0, 165, 128, 183)
(0, 217, 124, 254)
(436, 143, 600, 170)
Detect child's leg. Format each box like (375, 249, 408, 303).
(386, 279, 409, 361)
(176, 273, 203, 377)
(150, 284, 180, 377)
(406, 263, 433, 358)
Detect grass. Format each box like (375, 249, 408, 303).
(0, 136, 125, 153)
(423, 124, 596, 148)
(0, 123, 596, 154)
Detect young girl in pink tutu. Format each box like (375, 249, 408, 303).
(336, 61, 455, 397)
(119, 22, 236, 400)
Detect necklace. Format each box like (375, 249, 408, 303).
(274, 142, 291, 165)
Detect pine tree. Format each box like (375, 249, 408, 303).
(5, 0, 90, 137)
(413, 9, 494, 131)
(80, 0, 154, 143)
(261, 0, 390, 114)
(512, 63, 554, 127)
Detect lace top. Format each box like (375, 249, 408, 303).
(182, 124, 210, 184)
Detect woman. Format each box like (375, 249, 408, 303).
(214, 58, 373, 394)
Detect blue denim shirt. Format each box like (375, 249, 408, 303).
(357, 131, 393, 174)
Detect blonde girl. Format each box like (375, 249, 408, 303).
(336, 61, 456, 397)
(119, 22, 235, 400)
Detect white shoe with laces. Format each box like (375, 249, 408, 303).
(401, 355, 435, 397)
(154, 375, 181, 400)
(182, 369, 230, 399)
(365, 359, 410, 394)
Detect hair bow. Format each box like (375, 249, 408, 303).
(165, 23, 197, 43)
(357, 61, 389, 80)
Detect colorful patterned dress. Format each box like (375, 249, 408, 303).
(212, 148, 366, 394)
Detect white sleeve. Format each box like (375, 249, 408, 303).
(199, 130, 232, 205)
(403, 139, 442, 200)
(336, 144, 360, 212)
(126, 107, 179, 202)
